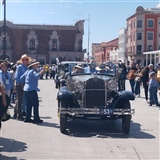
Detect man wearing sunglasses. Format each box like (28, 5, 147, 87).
(14, 54, 30, 120)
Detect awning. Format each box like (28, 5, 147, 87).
(143, 50, 160, 68)
(143, 50, 160, 54)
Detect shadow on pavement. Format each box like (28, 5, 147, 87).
(35, 121, 59, 128)
(0, 154, 25, 160)
(39, 116, 52, 119)
(63, 119, 155, 139)
(0, 137, 27, 153)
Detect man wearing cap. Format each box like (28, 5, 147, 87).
(14, 54, 30, 120)
(20, 59, 45, 123)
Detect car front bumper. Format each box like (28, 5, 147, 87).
(59, 108, 135, 116)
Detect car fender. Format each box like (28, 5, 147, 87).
(112, 90, 135, 108)
(57, 86, 79, 108)
(119, 90, 135, 100)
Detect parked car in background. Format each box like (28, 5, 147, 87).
(55, 61, 89, 89)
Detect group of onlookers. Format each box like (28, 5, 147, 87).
(127, 62, 160, 107)
(0, 54, 46, 129)
(38, 64, 58, 80)
(112, 60, 160, 108)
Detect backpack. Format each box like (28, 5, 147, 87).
(127, 70, 135, 80)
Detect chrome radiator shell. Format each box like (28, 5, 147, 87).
(82, 78, 106, 108)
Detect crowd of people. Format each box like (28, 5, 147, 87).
(0, 54, 47, 129)
(0, 57, 160, 128)
(116, 60, 160, 107)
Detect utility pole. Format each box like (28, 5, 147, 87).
(3, 0, 6, 60)
(87, 15, 90, 62)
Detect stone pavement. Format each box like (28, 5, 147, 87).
(0, 79, 160, 160)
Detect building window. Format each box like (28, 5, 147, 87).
(27, 30, 38, 51)
(126, 36, 128, 43)
(137, 33, 142, 40)
(147, 45, 152, 51)
(49, 31, 60, 51)
(148, 32, 153, 40)
(1, 40, 7, 50)
(137, 45, 142, 54)
(130, 35, 132, 42)
(133, 34, 135, 41)
(39, 59, 45, 65)
(78, 39, 82, 51)
(51, 39, 57, 51)
(148, 20, 153, 28)
(133, 46, 135, 53)
(137, 20, 142, 28)
(29, 38, 35, 50)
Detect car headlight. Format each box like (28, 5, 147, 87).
(108, 80, 118, 91)
(75, 81, 84, 91)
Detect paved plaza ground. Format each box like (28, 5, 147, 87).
(0, 79, 160, 160)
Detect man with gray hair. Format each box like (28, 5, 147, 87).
(14, 54, 30, 120)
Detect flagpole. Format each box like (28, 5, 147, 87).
(3, 0, 6, 60)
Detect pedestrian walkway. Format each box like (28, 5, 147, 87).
(0, 79, 159, 160)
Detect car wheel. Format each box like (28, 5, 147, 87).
(60, 113, 67, 133)
(122, 101, 131, 134)
(59, 101, 67, 133)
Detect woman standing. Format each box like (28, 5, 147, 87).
(0, 62, 14, 98)
(139, 66, 150, 102)
(127, 62, 137, 94)
(0, 83, 7, 129)
(20, 59, 45, 123)
(134, 64, 142, 97)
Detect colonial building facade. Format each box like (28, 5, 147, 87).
(126, 6, 160, 66)
(0, 20, 85, 64)
(92, 39, 118, 64)
(92, 5, 160, 65)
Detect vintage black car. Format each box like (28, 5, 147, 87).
(57, 61, 135, 134)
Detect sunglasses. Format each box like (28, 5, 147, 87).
(23, 59, 29, 61)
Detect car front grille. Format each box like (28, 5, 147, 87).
(83, 78, 105, 108)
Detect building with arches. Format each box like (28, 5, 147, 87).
(0, 20, 85, 64)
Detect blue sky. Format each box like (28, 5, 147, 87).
(0, 0, 160, 56)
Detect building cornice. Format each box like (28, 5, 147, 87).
(0, 20, 78, 31)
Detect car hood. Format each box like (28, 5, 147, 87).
(71, 74, 112, 82)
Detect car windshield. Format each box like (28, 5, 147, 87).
(69, 61, 116, 76)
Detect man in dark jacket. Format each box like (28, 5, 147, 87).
(117, 61, 127, 91)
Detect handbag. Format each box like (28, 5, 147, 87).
(1, 110, 10, 122)
(135, 76, 140, 82)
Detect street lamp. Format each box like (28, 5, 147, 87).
(85, 15, 90, 62)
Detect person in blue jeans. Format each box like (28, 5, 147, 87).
(148, 71, 160, 107)
(20, 59, 45, 123)
(134, 64, 142, 97)
(127, 62, 137, 94)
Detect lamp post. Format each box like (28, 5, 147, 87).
(3, 0, 6, 60)
(87, 15, 90, 62)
